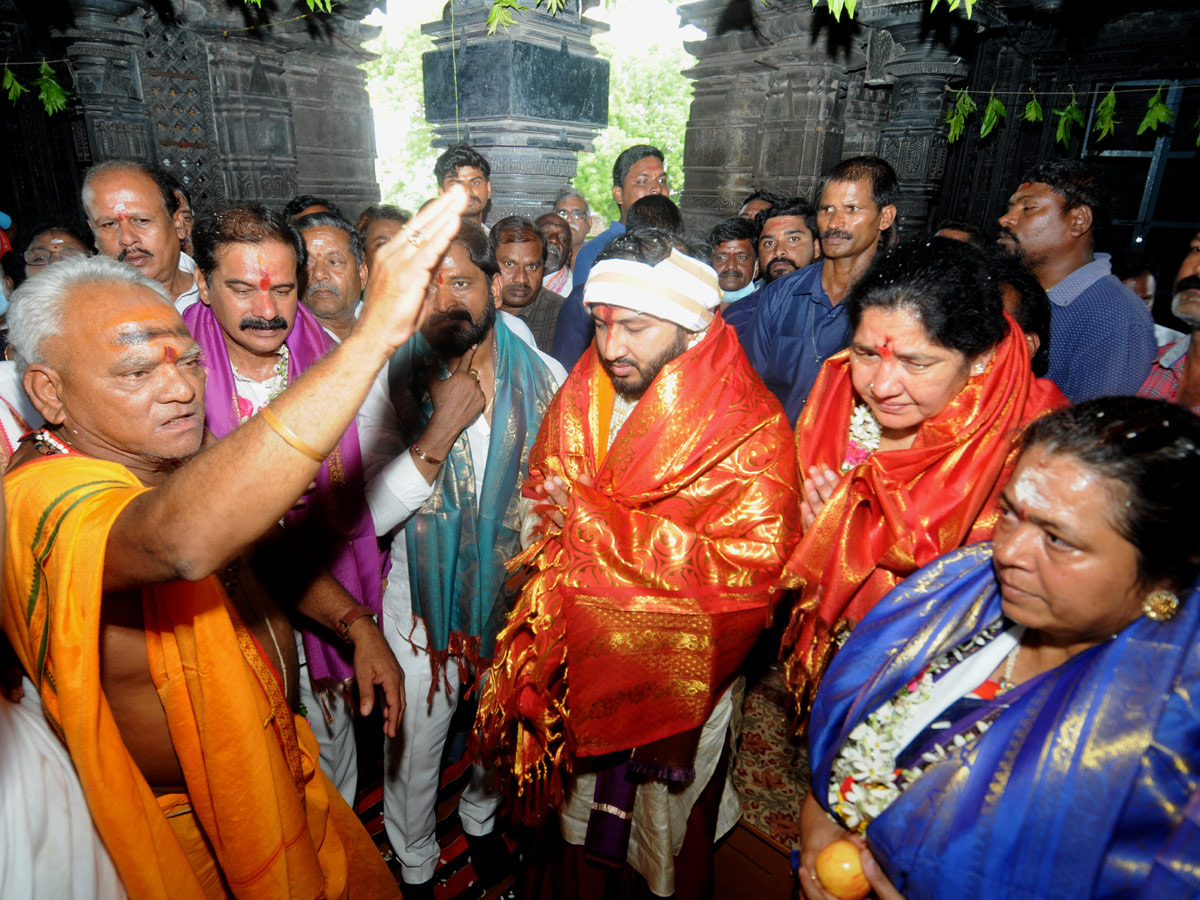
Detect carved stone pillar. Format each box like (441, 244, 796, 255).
(678, 0, 863, 231)
(859, 2, 995, 236)
(60, 0, 154, 164)
(421, 0, 608, 222)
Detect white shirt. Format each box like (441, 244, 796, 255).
(173, 252, 200, 312)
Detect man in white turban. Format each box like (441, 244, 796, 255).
(477, 228, 802, 899)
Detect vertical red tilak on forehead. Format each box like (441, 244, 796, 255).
(599, 305, 616, 355)
(435, 270, 444, 286)
(258, 273, 271, 291)
(877, 338, 894, 360)
(163, 345, 177, 364)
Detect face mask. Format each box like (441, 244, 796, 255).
(721, 282, 757, 304)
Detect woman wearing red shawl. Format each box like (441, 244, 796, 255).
(781, 239, 1067, 717)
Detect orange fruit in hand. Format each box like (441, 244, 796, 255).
(814, 839, 870, 900)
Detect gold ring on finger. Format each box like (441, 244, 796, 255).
(468, 368, 481, 383)
(405, 228, 426, 250)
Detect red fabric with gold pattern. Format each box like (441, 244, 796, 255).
(476, 318, 801, 820)
(780, 316, 1068, 719)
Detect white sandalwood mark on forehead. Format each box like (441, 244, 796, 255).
(1011, 465, 1053, 511)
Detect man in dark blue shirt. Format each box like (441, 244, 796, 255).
(997, 160, 1155, 402)
(709, 217, 760, 336)
(744, 157, 898, 424)
(571, 144, 670, 286)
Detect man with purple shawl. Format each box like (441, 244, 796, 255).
(185, 203, 401, 804)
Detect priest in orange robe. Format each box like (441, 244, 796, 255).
(476, 229, 801, 899)
(1, 190, 466, 899)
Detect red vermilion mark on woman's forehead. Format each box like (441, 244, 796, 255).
(877, 337, 894, 359)
(163, 345, 178, 363)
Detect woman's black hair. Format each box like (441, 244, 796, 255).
(845, 237, 1008, 361)
(1019, 396, 1200, 593)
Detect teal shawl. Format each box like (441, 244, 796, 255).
(386, 318, 559, 678)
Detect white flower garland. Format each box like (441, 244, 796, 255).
(842, 403, 883, 473)
(828, 621, 1006, 830)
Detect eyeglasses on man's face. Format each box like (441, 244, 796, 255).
(24, 247, 90, 267)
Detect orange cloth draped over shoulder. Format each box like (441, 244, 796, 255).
(476, 318, 802, 821)
(1, 455, 398, 900)
(781, 317, 1068, 718)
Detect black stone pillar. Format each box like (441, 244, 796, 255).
(677, 0, 870, 231)
(61, 0, 155, 163)
(421, 0, 608, 222)
(859, 2, 997, 237)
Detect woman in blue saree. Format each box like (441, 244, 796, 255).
(799, 397, 1200, 900)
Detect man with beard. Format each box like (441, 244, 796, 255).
(297, 212, 368, 342)
(708, 217, 759, 336)
(536, 211, 574, 296)
(357, 220, 562, 899)
(743, 157, 897, 424)
(551, 194, 685, 371)
(1139, 230, 1200, 414)
(185, 204, 401, 807)
(476, 229, 801, 899)
(435, 143, 492, 230)
(490, 215, 566, 350)
(755, 197, 820, 286)
(82, 159, 198, 308)
(997, 160, 1155, 402)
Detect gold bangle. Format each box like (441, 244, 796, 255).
(259, 406, 327, 463)
(410, 444, 445, 466)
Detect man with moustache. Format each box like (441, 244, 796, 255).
(0, 189, 468, 897)
(82, 159, 198, 307)
(490, 215, 566, 351)
(1139, 230, 1200, 414)
(572, 144, 670, 286)
(997, 160, 1155, 402)
(755, 197, 821, 285)
(744, 157, 898, 424)
(357, 220, 562, 899)
(297, 212, 368, 343)
(537, 211, 574, 296)
(476, 228, 801, 899)
(435, 143, 492, 230)
(185, 204, 401, 806)
(554, 187, 592, 270)
(708, 217, 759, 336)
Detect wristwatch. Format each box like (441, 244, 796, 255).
(334, 605, 378, 643)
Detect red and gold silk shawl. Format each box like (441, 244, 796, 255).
(2, 455, 398, 900)
(476, 318, 801, 820)
(781, 317, 1068, 719)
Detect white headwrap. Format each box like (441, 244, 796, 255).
(584, 248, 721, 333)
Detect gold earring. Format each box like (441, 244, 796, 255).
(1142, 589, 1179, 622)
